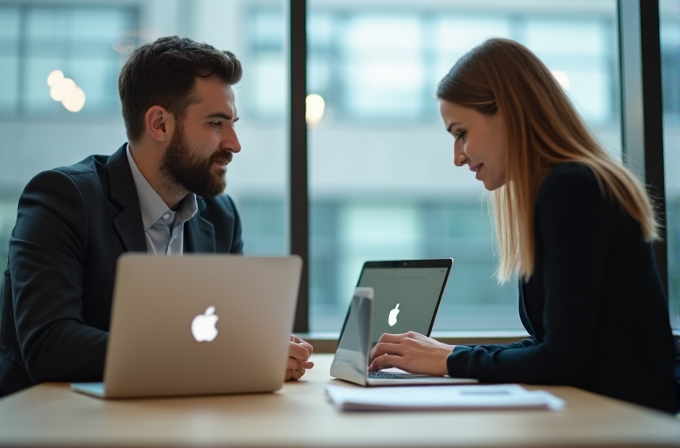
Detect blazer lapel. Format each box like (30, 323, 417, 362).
(184, 197, 216, 253)
(112, 204, 147, 252)
(108, 145, 147, 252)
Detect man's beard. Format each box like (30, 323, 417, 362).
(160, 124, 232, 198)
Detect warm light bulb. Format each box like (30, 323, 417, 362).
(552, 70, 570, 91)
(50, 78, 76, 101)
(306, 94, 325, 126)
(62, 86, 86, 112)
(47, 70, 64, 87)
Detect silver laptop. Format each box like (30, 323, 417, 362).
(72, 253, 302, 398)
(331, 285, 477, 386)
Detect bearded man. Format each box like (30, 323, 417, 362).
(0, 36, 313, 397)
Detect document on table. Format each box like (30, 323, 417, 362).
(325, 384, 565, 412)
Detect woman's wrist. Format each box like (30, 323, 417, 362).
(438, 343, 456, 376)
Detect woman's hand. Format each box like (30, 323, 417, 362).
(369, 331, 455, 376)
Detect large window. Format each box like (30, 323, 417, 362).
(0, 0, 675, 336)
(306, 0, 621, 332)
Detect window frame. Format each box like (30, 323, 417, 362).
(618, 0, 668, 293)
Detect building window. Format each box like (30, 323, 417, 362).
(0, 4, 138, 116)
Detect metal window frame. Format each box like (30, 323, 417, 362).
(289, 0, 309, 332)
(617, 0, 668, 296)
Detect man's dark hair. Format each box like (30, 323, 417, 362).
(118, 36, 242, 143)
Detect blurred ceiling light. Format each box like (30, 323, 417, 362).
(552, 70, 571, 91)
(306, 93, 325, 127)
(62, 86, 86, 113)
(47, 71, 86, 112)
(50, 77, 76, 101)
(47, 70, 64, 87)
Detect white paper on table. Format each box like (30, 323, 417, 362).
(325, 384, 565, 412)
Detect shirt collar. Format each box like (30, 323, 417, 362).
(126, 144, 197, 230)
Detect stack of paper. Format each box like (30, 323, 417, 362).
(325, 384, 565, 412)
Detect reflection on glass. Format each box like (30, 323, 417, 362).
(308, 0, 621, 332)
(660, 0, 680, 329)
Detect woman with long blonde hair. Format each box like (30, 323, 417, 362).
(369, 38, 679, 414)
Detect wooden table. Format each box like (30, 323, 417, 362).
(0, 354, 679, 448)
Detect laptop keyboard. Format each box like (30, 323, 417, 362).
(368, 371, 401, 380)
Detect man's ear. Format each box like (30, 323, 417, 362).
(144, 106, 175, 143)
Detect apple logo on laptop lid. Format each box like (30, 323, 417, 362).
(191, 306, 219, 342)
(388, 303, 400, 327)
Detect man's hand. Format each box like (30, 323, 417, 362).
(369, 331, 454, 376)
(285, 335, 314, 381)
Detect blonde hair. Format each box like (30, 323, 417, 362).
(436, 38, 658, 283)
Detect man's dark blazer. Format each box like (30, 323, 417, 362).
(446, 163, 679, 414)
(0, 144, 243, 396)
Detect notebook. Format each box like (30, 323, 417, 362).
(326, 384, 565, 411)
(330, 285, 477, 386)
(71, 253, 302, 398)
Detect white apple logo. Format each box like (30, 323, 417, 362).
(191, 306, 219, 342)
(388, 303, 400, 327)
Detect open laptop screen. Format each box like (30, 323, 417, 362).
(355, 259, 453, 345)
